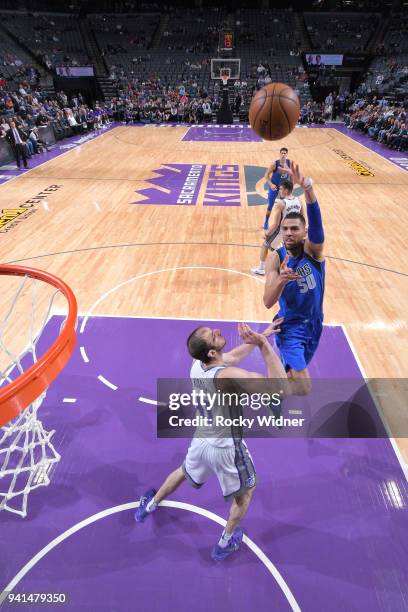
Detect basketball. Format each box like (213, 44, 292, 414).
(249, 83, 300, 141)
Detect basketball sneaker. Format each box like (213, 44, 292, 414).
(211, 527, 244, 561)
(135, 488, 157, 523)
(251, 267, 265, 276)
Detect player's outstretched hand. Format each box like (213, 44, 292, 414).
(280, 255, 300, 284)
(238, 322, 266, 347)
(285, 161, 308, 188)
(262, 317, 284, 336)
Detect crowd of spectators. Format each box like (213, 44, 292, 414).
(106, 79, 227, 123)
(359, 56, 408, 97)
(0, 6, 406, 158)
(0, 81, 113, 167)
(344, 97, 407, 151)
(0, 76, 227, 154)
(299, 92, 351, 124)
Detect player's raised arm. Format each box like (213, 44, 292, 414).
(222, 320, 283, 366)
(264, 200, 284, 239)
(286, 162, 324, 261)
(217, 324, 291, 396)
(263, 251, 299, 309)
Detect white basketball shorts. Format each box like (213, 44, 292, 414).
(182, 437, 256, 501)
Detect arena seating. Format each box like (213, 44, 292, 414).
(303, 12, 380, 53)
(2, 13, 89, 67)
(382, 13, 408, 54)
(0, 6, 405, 123)
(0, 41, 36, 81)
(358, 54, 408, 98)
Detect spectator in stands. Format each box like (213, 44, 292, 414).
(345, 96, 407, 152)
(378, 117, 396, 143)
(28, 126, 48, 153)
(384, 118, 401, 146)
(6, 119, 29, 169)
(36, 109, 50, 126)
(202, 99, 212, 122)
(64, 108, 80, 133)
(393, 122, 407, 151)
(0, 118, 10, 134)
(257, 62, 266, 75)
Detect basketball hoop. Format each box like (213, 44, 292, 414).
(220, 68, 230, 87)
(0, 265, 77, 517)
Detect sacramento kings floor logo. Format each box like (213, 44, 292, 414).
(132, 164, 303, 206)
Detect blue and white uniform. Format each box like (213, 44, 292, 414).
(182, 360, 256, 501)
(267, 158, 291, 211)
(274, 246, 325, 371)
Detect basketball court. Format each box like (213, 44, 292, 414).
(0, 123, 407, 610)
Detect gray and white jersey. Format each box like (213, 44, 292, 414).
(190, 359, 235, 448)
(281, 195, 302, 218)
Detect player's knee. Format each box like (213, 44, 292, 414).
(288, 371, 312, 395)
(294, 378, 312, 395)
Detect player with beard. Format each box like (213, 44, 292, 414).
(135, 320, 287, 561)
(264, 162, 325, 395)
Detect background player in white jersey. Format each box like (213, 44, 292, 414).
(263, 147, 291, 230)
(252, 179, 305, 276)
(135, 320, 286, 561)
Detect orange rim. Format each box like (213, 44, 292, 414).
(0, 265, 77, 428)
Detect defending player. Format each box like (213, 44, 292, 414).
(135, 320, 287, 561)
(264, 162, 325, 394)
(263, 146, 291, 230)
(251, 179, 305, 276)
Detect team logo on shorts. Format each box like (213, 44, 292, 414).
(245, 474, 256, 488)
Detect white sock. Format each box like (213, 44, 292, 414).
(259, 261, 265, 269)
(218, 530, 232, 548)
(146, 498, 158, 513)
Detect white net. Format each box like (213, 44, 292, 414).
(0, 273, 67, 518)
(221, 69, 230, 86)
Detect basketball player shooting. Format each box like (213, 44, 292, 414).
(264, 161, 325, 394)
(135, 320, 287, 562)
